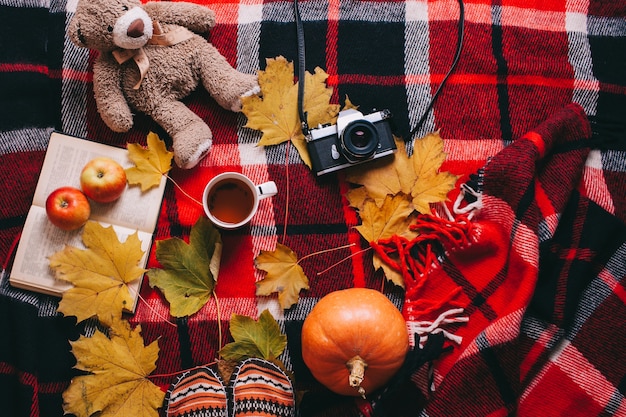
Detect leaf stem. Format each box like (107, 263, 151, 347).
(297, 242, 356, 265)
(282, 141, 291, 245)
(316, 246, 371, 276)
(148, 360, 218, 380)
(213, 290, 223, 351)
(166, 174, 204, 207)
(133, 284, 177, 328)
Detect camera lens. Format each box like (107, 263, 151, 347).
(341, 120, 379, 161)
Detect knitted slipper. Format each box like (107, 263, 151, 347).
(165, 366, 229, 417)
(230, 358, 295, 417)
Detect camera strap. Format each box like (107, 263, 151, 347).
(293, 0, 465, 141)
(409, 0, 465, 139)
(294, 0, 310, 136)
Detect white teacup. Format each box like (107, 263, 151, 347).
(202, 172, 277, 229)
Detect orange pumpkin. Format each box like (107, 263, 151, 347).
(301, 288, 409, 397)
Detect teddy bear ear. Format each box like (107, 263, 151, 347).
(67, 16, 83, 47)
(67, 0, 95, 48)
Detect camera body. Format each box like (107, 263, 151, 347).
(306, 108, 396, 176)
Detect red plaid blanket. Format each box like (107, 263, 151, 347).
(1, 0, 625, 416)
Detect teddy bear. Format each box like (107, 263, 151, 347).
(68, 0, 259, 169)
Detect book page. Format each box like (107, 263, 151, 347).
(32, 132, 166, 233)
(10, 206, 150, 311)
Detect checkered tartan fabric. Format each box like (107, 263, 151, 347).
(1, 0, 625, 416)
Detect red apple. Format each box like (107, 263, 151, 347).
(45, 186, 91, 231)
(80, 157, 127, 203)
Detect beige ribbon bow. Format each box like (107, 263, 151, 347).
(112, 21, 194, 89)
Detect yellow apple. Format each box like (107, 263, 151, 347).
(80, 157, 127, 203)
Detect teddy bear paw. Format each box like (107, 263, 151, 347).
(99, 104, 134, 133)
(228, 83, 260, 112)
(242, 85, 261, 98)
(172, 122, 213, 169)
(175, 138, 212, 169)
(108, 116, 134, 133)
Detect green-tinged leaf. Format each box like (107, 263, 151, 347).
(218, 340, 265, 361)
(219, 310, 287, 362)
(148, 217, 222, 317)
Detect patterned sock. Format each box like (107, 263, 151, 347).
(165, 367, 228, 417)
(230, 358, 295, 417)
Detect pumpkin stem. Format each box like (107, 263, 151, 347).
(346, 355, 368, 398)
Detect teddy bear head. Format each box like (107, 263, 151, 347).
(68, 0, 154, 52)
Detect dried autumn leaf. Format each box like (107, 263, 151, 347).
(63, 318, 164, 417)
(412, 131, 447, 179)
(344, 136, 411, 206)
(355, 194, 418, 243)
(345, 131, 458, 214)
(353, 195, 418, 288)
(345, 132, 458, 288)
(242, 57, 298, 145)
(411, 170, 459, 214)
(241, 56, 339, 168)
(373, 253, 405, 288)
(254, 242, 310, 309)
(410, 132, 459, 213)
(344, 186, 370, 211)
(219, 309, 287, 362)
(125, 132, 173, 191)
(49, 221, 146, 327)
(303, 67, 341, 128)
(342, 95, 359, 111)
(148, 216, 222, 318)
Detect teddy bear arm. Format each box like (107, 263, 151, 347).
(142, 1, 216, 33)
(93, 58, 134, 132)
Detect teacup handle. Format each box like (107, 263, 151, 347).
(256, 181, 278, 200)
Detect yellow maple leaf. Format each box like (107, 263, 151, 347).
(63, 318, 164, 417)
(373, 253, 405, 288)
(411, 170, 459, 214)
(344, 136, 413, 206)
(354, 195, 418, 288)
(345, 132, 458, 288)
(49, 221, 147, 327)
(241, 56, 339, 168)
(125, 132, 173, 191)
(342, 95, 359, 111)
(412, 131, 447, 180)
(355, 194, 418, 243)
(303, 67, 341, 128)
(254, 242, 310, 309)
(409, 131, 459, 213)
(345, 131, 458, 213)
(344, 186, 369, 211)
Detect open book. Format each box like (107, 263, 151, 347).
(9, 132, 167, 312)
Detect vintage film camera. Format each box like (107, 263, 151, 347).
(306, 108, 396, 176)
